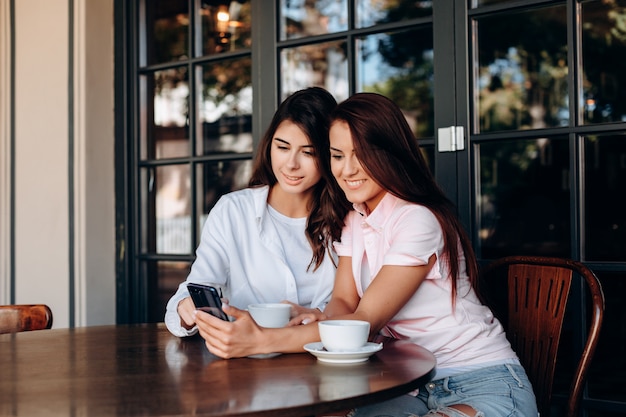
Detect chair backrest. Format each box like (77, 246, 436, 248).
(481, 256, 604, 417)
(0, 304, 53, 334)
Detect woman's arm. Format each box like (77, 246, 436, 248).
(195, 305, 323, 357)
(195, 257, 361, 357)
(323, 253, 436, 338)
(353, 255, 435, 334)
(324, 256, 360, 317)
(164, 198, 233, 336)
(194, 255, 435, 358)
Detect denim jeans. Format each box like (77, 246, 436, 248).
(348, 364, 538, 417)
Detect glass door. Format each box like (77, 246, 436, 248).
(119, 0, 254, 323)
(462, 1, 626, 415)
(117, 1, 626, 414)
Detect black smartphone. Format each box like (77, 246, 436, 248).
(187, 283, 229, 321)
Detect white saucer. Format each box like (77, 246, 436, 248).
(303, 342, 383, 364)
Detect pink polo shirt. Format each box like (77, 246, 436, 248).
(334, 193, 517, 373)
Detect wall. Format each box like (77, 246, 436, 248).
(0, 0, 115, 327)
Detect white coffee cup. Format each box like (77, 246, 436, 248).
(248, 303, 291, 328)
(318, 320, 370, 352)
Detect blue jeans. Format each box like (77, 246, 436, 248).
(348, 364, 538, 417)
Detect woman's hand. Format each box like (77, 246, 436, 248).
(194, 303, 268, 358)
(281, 301, 327, 326)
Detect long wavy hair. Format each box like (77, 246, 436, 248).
(330, 92, 479, 301)
(249, 87, 351, 271)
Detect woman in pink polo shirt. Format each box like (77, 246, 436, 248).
(324, 92, 537, 417)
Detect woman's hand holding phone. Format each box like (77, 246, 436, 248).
(187, 283, 229, 321)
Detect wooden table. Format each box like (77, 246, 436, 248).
(0, 323, 435, 417)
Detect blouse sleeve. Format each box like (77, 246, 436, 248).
(384, 205, 444, 278)
(164, 195, 233, 336)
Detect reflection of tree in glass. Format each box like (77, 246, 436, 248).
(282, 0, 345, 38)
(374, 1, 432, 23)
(366, 1, 435, 138)
(202, 58, 252, 117)
(477, 3, 626, 129)
(153, 17, 188, 64)
(366, 47, 434, 139)
(153, 68, 190, 129)
(154, 67, 188, 95)
(478, 6, 568, 132)
(582, 2, 626, 123)
(147, 0, 189, 65)
(480, 73, 524, 132)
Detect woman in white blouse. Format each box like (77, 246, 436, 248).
(165, 87, 350, 337)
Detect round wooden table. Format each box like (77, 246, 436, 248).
(0, 323, 435, 416)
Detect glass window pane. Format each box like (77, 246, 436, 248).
(584, 134, 626, 261)
(197, 58, 253, 155)
(141, 68, 190, 160)
(582, 2, 626, 124)
(476, 6, 568, 132)
(279, 0, 348, 40)
(477, 138, 571, 259)
(280, 40, 349, 101)
(195, 160, 252, 242)
(142, 260, 191, 323)
(356, 28, 434, 138)
(140, 165, 192, 255)
(200, 0, 251, 56)
(356, 0, 432, 28)
(144, 0, 189, 66)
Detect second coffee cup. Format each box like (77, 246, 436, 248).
(248, 303, 291, 328)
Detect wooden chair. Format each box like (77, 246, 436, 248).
(481, 256, 604, 417)
(0, 304, 53, 334)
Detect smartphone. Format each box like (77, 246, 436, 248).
(187, 283, 229, 321)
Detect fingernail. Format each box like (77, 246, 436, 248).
(302, 318, 311, 325)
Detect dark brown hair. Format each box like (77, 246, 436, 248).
(249, 87, 351, 270)
(330, 92, 479, 301)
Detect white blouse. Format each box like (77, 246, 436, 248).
(165, 186, 336, 337)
